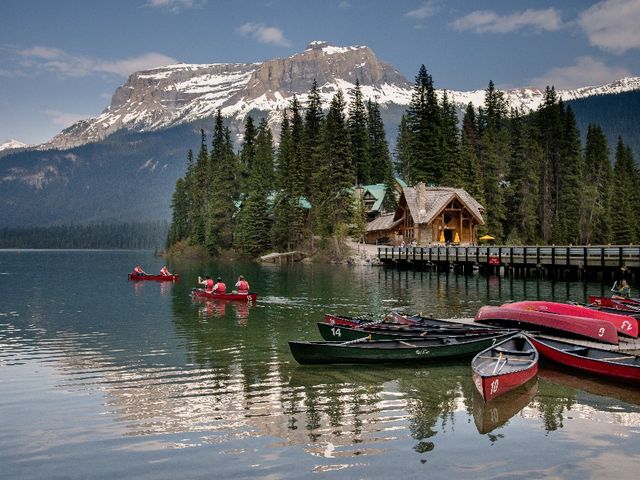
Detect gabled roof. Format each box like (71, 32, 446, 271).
(402, 184, 484, 225)
(367, 212, 403, 232)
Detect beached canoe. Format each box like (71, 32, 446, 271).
(471, 334, 539, 402)
(504, 301, 638, 338)
(384, 310, 494, 329)
(475, 305, 619, 344)
(317, 321, 514, 342)
(191, 288, 257, 303)
(288, 331, 518, 365)
(529, 336, 640, 385)
(128, 273, 179, 282)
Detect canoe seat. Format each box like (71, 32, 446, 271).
(563, 346, 588, 354)
(494, 347, 534, 356)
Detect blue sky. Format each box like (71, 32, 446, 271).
(1, 0, 639, 145)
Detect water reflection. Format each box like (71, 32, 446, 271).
(472, 379, 538, 435)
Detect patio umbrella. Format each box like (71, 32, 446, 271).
(479, 234, 495, 241)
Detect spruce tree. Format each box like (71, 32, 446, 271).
(439, 90, 462, 187)
(582, 124, 612, 244)
(366, 99, 396, 210)
(612, 137, 638, 243)
(459, 104, 484, 200)
(348, 79, 371, 185)
(239, 115, 257, 193)
(395, 114, 412, 181)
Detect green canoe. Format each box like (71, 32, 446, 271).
(289, 331, 518, 365)
(317, 321, 513, 342)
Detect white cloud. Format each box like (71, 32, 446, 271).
(16, 46, 177, 77)
(530, 56, 631, 90)
(450, 8, 562, 34)
(42, 109, 90, 128)
(145, 0, 205, 13)
(237, 23, 291, 47)
(405, 1, 439, 20)
(578, 0, 640, 54)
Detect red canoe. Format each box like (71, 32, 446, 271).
(191, 289, 257, 303)
(128, 273, 179, 282)
(475, 305, 619, 344)
(529, 335, 640, 385)
(505, 301, 638, 338)
(472, 333, 538, 402)
(588, 295, 640, 310)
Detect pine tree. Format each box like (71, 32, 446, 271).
(189, 131, 208, 245)
(553, 105, 584, 244)
(612, 137, 638, 243)
(395, 114, 412, 181)
(348, 79, 371, 185)
(366, 99, 396, 210)
(167, 177, 189, 247)
(459, 103, 484, 200)
(238, 115, 257, 193)
(439, 90, 461, 187)
(582, 124, 612, 244)
(536, 86, 563, 243)
(235, 119, 274, 256)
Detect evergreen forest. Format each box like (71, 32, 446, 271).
(168, 66, 640, 258)
(0, 221, 169, 250)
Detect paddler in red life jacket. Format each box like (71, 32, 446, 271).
(213, 277, 226, 293)
(234, 275, 250, 294)
(198, 275, 215, 293)
(159, 265, 172, 276)
(132, 264, 146, 276)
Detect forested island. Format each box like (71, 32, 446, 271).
(167, 64, 640, 260)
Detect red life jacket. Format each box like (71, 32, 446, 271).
(133, 267, 143, 275)
(160, 267, 170, 276)
(205, 279, 214, 292)
(236, 280, 249, 293)
(214, 282, 226, 293)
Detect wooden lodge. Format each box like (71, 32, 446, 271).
(366, 182, 484, 246)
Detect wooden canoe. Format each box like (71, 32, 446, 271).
(317, 321, 515, 342)
(475, 305, 619, 344)
(325, 312, 495, 332)
(288, 331, 518, 365)
(128, 273, 179, 282)
(529, 335, 640, 385)
(191, 288, 256, 303)
(505, 300, 638, 338)
(471, 334, 539, 402)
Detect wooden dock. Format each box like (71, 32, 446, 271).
(378, 245, 640, 281)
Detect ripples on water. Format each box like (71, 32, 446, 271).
(1, 250, 639, 479)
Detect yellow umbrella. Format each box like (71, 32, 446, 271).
(453, 231, 460, 243)
(479, 234, 495, 241)
(439, 231, 445, 243)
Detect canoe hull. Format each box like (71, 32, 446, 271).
(475, 305, 619, 344)
(128, 273, 179, 282)
(317, 322, 511, 342)
(506, 300, 638, 338)
(472, 334, 539, 402)
(289, 332, 518, 365)
(529, 336, 640, 384)
(191, 289, 257, 302)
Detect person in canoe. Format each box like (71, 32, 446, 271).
(234, 275, 250, 294)
(198, 275, 215, 293)
(612, 279, 631, 299)
(132, 264, 146, 276)
(212, 277, 227, 293)
(159, 265, 172, 276)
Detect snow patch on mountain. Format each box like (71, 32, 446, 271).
(0, 139, 30, 152)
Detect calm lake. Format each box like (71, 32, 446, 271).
(1, 250, 639, 479)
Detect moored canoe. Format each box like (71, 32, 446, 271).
(471, 334, 539, 402)
(288, 331, 518, 365)
(475, 305, 619, 344)
(529, 335, 640, 384)
(504, 301, 638, 338)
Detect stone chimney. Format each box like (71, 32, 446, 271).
(416, 182, 427, 222)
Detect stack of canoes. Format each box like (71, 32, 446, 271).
(475, 300, 639, 344)
(588, 295, 640, 317)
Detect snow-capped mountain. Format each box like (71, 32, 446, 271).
(40, 41, 640, 150)
(0, 139, 30, 152)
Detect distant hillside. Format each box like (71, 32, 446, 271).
(567, 90, 640, 162)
